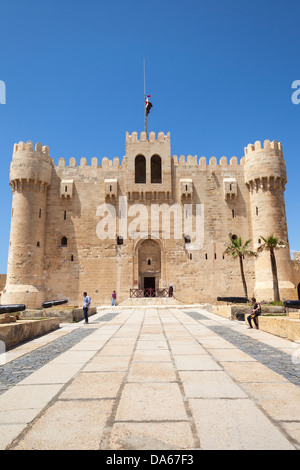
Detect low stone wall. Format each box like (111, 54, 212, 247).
(212, 305, 249, 320)
(0, 318, 60, 350)
(21, 307, 97, 323)
(212, 305, 285, 321)
(212, 305, 300, 342)
(258, 316, 300, 342)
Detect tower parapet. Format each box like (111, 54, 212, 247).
(10, 141, 52, 189)
(2, 141, 53, 308)
(126, 131, 170, 143)
(244, 140, 286, 189)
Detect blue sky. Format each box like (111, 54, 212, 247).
(0, 0, 299, 273)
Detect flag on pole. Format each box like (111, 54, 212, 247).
(145, 95, 153, 116)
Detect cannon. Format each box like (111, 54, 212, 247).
(0, 304, 26, 314)
(284, 300, 300, 309)
(217, 297, 250, 322)
(42, 300, 68, 309)
(217, 296, 249, 304)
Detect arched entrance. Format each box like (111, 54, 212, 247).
(138, 239, 161, 295)
(298, 283, 300, 300)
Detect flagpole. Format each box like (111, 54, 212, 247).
(144, 59, 147, 139)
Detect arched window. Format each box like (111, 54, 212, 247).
(135, 155, 146, 183)
(151, 154, 162, 183)
(61, 236, 68, 246)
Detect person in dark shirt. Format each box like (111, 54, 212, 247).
(247, 297, 261, 329)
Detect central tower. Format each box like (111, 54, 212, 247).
(125, 131, 172, 202)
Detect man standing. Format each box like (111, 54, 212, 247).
(112, 290, 117, 306)
(83, 292, 91, 324)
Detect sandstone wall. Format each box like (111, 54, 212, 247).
(2, 134, 297, 308)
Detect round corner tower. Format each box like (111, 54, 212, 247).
(2, 141, 53, 308)
(244, 139, 296, 301)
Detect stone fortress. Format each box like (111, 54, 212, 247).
(1, 131, 300, 308)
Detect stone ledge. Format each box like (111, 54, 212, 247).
(0, 318, 60, 350)
(21, 307, 97, 323)
(212, 305, 285, 321)
(258, 316, 300, 342)
(212, 305, 249, 320)
(212, 305, 300, 342)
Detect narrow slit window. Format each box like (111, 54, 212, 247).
(61, 236, 68, 246)
(117, 236, 123, 245)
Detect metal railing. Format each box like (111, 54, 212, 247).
(130, 288, 169, 298)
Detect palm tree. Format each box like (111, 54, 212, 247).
(257, 235, 286, 302)
(224, 236, 257, 299)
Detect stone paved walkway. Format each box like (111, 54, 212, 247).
(0, 306, 299, 450)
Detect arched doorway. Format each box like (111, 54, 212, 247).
(138, 239, 161, 295)
(298, 283, 300, 300)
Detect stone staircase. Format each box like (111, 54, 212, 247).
(119, 297, 183, 307)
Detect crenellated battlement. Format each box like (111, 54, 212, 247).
(57, 156, 124, 169)
(172, 155, 243, 167)
(244, 139, 283, 156)
(13, 140, 50, 157)
(56, 154, 245, 169)
(126, 131, 170, 143)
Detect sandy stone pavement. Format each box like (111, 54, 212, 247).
(0, 306, 299, 450)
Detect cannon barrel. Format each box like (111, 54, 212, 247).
(284, 300, 300, 309)
(0, 304, 26, 314)
(217, 296, 249, 304)
(42, 300, 68, 309)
